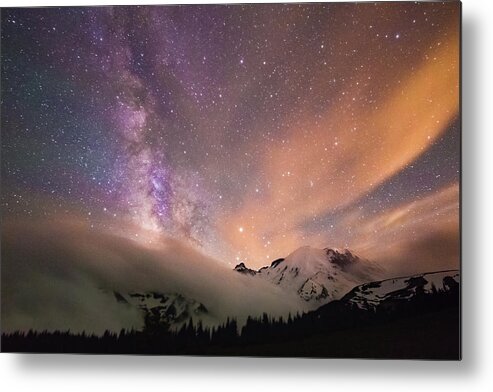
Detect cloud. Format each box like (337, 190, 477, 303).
(219, 28, 459, 267)
(1, 217, 303, 334)
(343, 184, 460, 276)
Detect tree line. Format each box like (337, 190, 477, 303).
(1, 282, 459, 355)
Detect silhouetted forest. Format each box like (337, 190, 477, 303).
(1, 285, 460, 359)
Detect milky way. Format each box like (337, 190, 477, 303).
(1, 3, 460, 273)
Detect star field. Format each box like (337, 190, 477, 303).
(1, 3, 460, 272)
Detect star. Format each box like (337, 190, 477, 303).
(0, 2, 459, 272)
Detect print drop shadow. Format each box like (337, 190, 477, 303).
(11, 10, 479, 378)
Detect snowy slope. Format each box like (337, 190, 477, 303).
(341, 270, 460, 311)
(113, 291, 209, 329)
(235, 246, 383, 307)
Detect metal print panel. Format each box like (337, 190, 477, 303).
(0, 1, 461, 359)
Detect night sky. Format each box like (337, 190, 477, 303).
(1, 3, 460, 273)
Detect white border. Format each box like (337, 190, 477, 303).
(1, 0, 493, 390)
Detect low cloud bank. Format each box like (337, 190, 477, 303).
(1, 218, 303, 334)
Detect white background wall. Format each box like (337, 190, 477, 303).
(1, 0, 491, 390)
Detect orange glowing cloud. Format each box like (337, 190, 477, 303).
(220, 27, 459, 267)
(345, 184, 460, 276)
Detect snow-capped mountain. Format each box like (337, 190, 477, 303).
(233, 262, 258, 276)
(340, 270, 460, 311)
(234, 246, 383, 307)
(113, 291, 209, 328)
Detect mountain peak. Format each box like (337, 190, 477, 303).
(233, 245, 383, 306)
(324, 248, 360, 268)
(234, 262, 257, 276)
